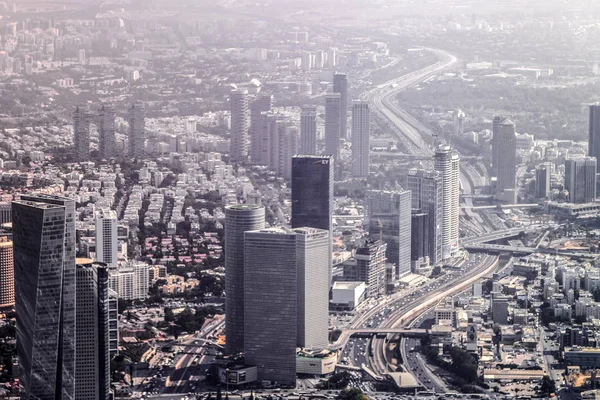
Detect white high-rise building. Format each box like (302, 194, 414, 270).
(230, 89, 249, 162)
(95, 208, 118, 268)
(300, 105, 317, 155)
(108, 261, 148, 301)
(351, 101, 370, 178)
(434, 145, 460, 259)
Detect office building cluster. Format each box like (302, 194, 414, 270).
(72, 101, 145, 161)
(12, 194, 112, 399)
(225, 215, 329, 383)
(228, 72, 372, 180)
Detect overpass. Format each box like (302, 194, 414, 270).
(332, 328, 429, 350)
(466, 204, 541, 211)
(464, 243, 596, 259)
(461, 227, 526, 245)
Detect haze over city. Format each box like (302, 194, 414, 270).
(2, 0, 600, 399)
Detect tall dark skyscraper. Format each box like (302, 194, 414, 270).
(291, 155, 334, 285)
(589, 104, 600, 162)
(333, 73, 348, 140)
(73, 105, 91, 161)
(13, 194, 76, 400)
(250, 94, 272, 164)
(224, 204, 265, 355)
(492, 117, 517, 192)
(565, 157, 597, 204)
(98, 104, 116, 160)
(128, 101, 146, 158)
(75, 259, 110, 400)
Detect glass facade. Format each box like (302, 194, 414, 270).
(13, 194, 76, 400)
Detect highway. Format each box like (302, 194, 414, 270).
(357, 46, 510, 391)
(366, 254, 499, 383)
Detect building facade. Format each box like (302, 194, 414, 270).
(565, 157, 597, 204)
(406, 169, 443, 264)
(0, 237, 14, 309)
(73, 105, 91, 161)
(13, 194, 76, 400)
(492, 117, 517, 192)
(244, 229, 299, 386)
(300, 105, 317, 155)
(230, 89, 250, 162)
(324, 93, 341, 160)
(333, 73, 348, 140)
(365, 189, 412, 278)
(351, 101, 370, 178)
(250, 94, 272, 164)
(291, 156, 334, 285)
(75, 260, 110, 400)
(343, 239, 387, 297)
(98, 104, 116, 159)
(95, 208, 118, 268)
(224, 204, 265, 355)
(128, 101, 146, 159)
(434, 145, 460, 259)
(589, 104, 600, 163)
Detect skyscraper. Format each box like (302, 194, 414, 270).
(73, 105, 91, 161)
(411, 211, 430, 264)
(291, 156, 333, 284)
(224, 204, 265, 355)
(324, 93, 341, 160)
(333, 73, 348, 140)
(250, 94, 272, 164)
(300, 105, 317, 155)
(95, 208, 118, 268)
(230, 89, 250, 162)
(351, 101, 370, 178)
(280, 126, 299, 180)
(536, 166, 551, 199)
(108, 288, 119, 358)
(365, 189, 412, 278)
(589, 104, 600, 162)
(75, 259, 110, 400)
(343, 239, 387, 297)
(434, 145, 460, 260)
(565, 157, 597, 204)
(492, 117, 517, 192)
(128, 101, 146, 158)
(0, 237, 14, 309)
(13, 194, 76, 400)
(0, 202, 11, 225)
(244, 227, 329, 385)
(407, 169, 443, 264)
(98, 104, 116, 159)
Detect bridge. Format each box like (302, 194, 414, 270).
(464, 243, 596, 259)
(332, 328, 429, 350)
(465, 204, 541, 211)
(461, 227, 525, 245)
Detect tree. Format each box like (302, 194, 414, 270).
(539, 375, 556, 396)
(336, 388, 368, 400)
